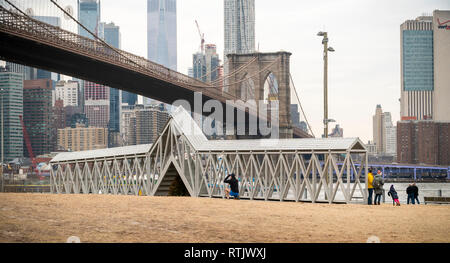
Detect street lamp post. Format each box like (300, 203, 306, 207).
(317, 31, 335, 138)
(1, 88, 4, 192)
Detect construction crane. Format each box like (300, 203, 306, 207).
(19, 115, 37, 175)
(195, 20, 205, 53)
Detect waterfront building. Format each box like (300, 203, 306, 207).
(57, 124, 107, 152)
(23, 79, 54, 157)
(0, 67, 23, 161)
(397, 121, 450, 165)
(400, 10, 450, 121)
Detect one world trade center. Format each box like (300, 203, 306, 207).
(146, 0, 177, 105)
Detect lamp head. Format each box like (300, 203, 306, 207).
(317, 31, 326, 36)
(328, 47, 335, 52)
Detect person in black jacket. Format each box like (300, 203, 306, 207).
(412, 183, 420, 204)
(406, 184, 415, 204)
(224, 173, 239, 199)
(387, 185, 400, 206)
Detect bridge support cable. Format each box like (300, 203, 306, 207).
(217, 56, 282, 89)
(196, 57, 230, 83)
(289, 73, 315, 137)
(1, 0, 58, 37)
(209, 56, 258, 86)
(190, 56, 281, 91)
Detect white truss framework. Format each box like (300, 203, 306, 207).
(51, 107, 368, 204)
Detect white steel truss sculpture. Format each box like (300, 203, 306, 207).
(51, 107, 368, 204)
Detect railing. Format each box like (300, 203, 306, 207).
(3, 184, 51, 193)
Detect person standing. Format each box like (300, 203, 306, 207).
(412, 183, 420, 204)
(406, 184, 415, 205)
(367, 168, 374, 205)
(373, 170, 384, 205)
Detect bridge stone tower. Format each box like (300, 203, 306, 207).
(226, 51, 293, 139)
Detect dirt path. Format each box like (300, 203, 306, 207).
(0, 193, 449, 243)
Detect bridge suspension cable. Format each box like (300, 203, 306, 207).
(209, 56, 258, 86)
(48, 0, 162, 82)
(189, 56, 281, 91)
(2, 0, 147, 81)
(196, 57, 229, 82)
(289, 73, 315, 137)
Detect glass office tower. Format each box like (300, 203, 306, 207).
(145, 0, 177, 106)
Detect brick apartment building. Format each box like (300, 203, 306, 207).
(397, 121, 450, 165)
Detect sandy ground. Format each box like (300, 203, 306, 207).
(0, 193, 449, 243)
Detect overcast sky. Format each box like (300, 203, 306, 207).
(7, 0, 450, 142)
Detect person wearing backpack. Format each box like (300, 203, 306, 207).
(373, 170, 384, 205)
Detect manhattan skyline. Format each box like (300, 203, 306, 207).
(2, 0, 450, 143)
(98, 0, 450, 143)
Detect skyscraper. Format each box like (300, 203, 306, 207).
(0, 67, 23, 162)
(103, 22, 123, 147)
(77, 0, 101, 109)
(205, 44, 220, 83)
(193, 52, 207, 82)
(224, 0, 255, 56)
(373, 105, 396, 156)
(146, 0, 177, 106)
(23, 79, 54, 157)
(400, 16, 434, 121)
(382, 112, 397, 156)
(78, 0, 101, 39)
(224, 0, 255, 91)
(103, 22, 121, 48)
(147, 0, 177, 70)
(4, 61, 29, 80)
(400, 10, 450, 122)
